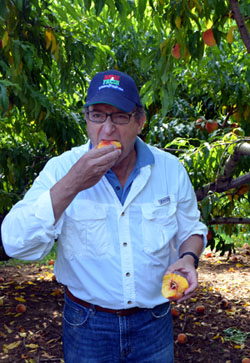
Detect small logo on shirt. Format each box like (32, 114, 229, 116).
(158, 196, 170, 205)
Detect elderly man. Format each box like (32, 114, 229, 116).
(2, 69, 207, 362)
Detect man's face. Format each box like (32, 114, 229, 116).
(86, 104, 145, 164)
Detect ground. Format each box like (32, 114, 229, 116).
(0, 246, 249, 363)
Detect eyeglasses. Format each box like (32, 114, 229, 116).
(86, 110, 137, 125)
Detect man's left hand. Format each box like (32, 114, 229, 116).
(166, 256, 198, 302)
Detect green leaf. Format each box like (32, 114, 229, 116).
(63, 2, 81, 20)
(138, 0, 147, 19)
(84, 0, 92, 10)
(53, 5, 69, 22)
(223, 328, 250, 344)
(0, 85, 9, 115)
(95, 0, 105, 15)
(0, 0, 8, 20)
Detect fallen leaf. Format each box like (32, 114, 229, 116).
(25, 344, 39, 349)
(4, 324, 12, 333)
(3, 341, 21, 350)
(14, 297, 26, 302)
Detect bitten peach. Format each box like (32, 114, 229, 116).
(161, 273, 189, 300)
(97, 140, 121, 149)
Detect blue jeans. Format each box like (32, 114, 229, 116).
(63, 293, 174, 363)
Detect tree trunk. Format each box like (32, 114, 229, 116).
(230, 0, 250, 53)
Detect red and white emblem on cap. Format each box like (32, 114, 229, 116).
(103, 75, 120, 86)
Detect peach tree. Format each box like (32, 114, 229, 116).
(0, 0, 250, 257)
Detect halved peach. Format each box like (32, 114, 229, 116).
(161, 273, 189, 300)
(97, 140, 121, 149)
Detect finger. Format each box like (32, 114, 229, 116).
(94, 144, 120, 153)
(97, 149, 121, 168)
(83, 148, 121, 170)
(176, 291, 195, 303)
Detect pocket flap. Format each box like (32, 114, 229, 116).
(142, 202, 176, 221)
(66, 200, 107, 221)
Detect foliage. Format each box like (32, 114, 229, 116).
(0, 0, 250, 255)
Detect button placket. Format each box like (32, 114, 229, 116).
(118, 208, 135, 307)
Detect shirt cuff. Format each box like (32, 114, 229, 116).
(34, 190, 63, 237)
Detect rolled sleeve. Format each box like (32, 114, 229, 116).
(175, 164, 208, 250)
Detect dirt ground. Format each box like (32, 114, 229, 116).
(0, 245, 249, 363)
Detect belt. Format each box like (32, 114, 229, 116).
(65, 287, 144, 316)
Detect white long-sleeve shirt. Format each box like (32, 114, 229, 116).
(2, 139, 207, 309)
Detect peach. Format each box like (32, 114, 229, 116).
(231, 256, 238, 262)
(203, 29, 216, 47)
(172, 44, 189, 60)
(195, 118, 203, 130)
(53, 288, 62, 296)
(16, 303, 26, 313)
(97, 140, 121, 149)
(196, 305, 205, 314)
(177, 333, 187, 344)
(172, 43, 181, 59)
(161, 273, 189, 300)
(237, 185, 249, 195)
(220, 299, 229, 309)
(171, 307, 180, 317)
(207, 231, 212, 240)
(48, 259, 54, 266)
(242, 358, 250, 363)
(205, 120, 218, 133)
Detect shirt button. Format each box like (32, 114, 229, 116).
(126, 272, 130, 277)
(123, 242, 127, 247)
(116, 186, 120, 190)
(127, 300, 132, 305)
(121, 212, 125, 216)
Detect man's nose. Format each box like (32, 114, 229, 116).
(102, 116, 116, 133)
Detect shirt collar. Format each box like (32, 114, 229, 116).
(134, 137, 154, 169)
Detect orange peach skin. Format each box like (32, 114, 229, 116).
(161, 273, 189, 300)
(97, 140, 121, 149)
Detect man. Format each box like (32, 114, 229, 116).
(2, 69, 207, 362)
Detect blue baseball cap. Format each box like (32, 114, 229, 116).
(84, 69, 142, 113)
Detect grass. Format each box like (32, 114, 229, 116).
(0, 243, 57, 267)
(1, 231, 249, 267)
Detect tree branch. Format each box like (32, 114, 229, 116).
(230, 0, 250, 53)
(209, 217, 250, 225)
(196, 171, 250, 201)
(219, 142, 250, 180)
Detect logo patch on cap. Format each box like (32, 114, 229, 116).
(98, 74, 124, 92)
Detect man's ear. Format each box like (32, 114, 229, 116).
(137, 113, 146, 134)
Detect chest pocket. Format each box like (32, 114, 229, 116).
(142, 201, 178, 256)
(60, 201, 110, 259)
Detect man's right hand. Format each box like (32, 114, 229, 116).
(70, 145, 121, 192)
(50, 145, 121, 223)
